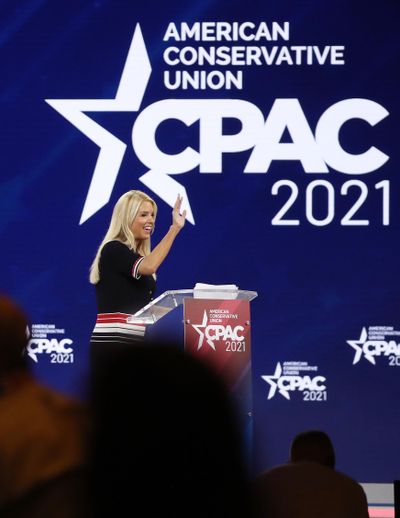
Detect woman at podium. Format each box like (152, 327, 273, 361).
(89, 190, 186, 362)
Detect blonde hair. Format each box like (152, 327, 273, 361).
(89, 190, 157, 284)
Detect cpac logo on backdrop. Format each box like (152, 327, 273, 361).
(46, 24, 389, 225)
(27, 338, 74, 363)
(27, 324, 75, 363)
(192, 310, 245, 351)
(262, 362, 327, 401)
(347, 327, 400, 366)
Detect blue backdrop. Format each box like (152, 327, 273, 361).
(1, 0, 399, 489)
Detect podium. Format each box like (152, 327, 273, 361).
(130, 289, 257, 433)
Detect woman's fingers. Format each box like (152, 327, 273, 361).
(173, 194, 183, 213)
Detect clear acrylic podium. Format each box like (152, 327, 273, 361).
(131, 288, 257, 403)
(131, 288, 258, 462)
(131, 288, 258, 323)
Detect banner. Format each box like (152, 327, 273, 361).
(1, 1, 399, 505)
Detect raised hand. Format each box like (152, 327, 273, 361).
(172, 194, 187, 230)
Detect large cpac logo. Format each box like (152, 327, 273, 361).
(46, 25, 389, 225)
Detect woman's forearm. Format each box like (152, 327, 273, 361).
(138, 224, 181, 275)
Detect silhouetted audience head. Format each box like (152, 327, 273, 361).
(0, 295, 89, 517)
(254, 429, 369, 518)
(0, 295, 29, 377)
(90, 343, 252, 518)
(290, 430, 335, 469)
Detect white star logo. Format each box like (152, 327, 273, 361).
(26, 328, 39, 363)
(46, 24, 194, 225)
(347, 327, 376, 365)
(26, 343, 38, 363)
(261, 362, 290, 400)
(192, 311, 216, 351)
